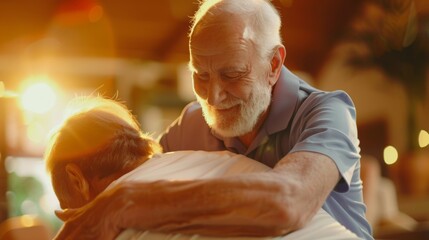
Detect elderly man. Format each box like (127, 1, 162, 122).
(48, 97, 360, 240)
(55, 0, 372, 239)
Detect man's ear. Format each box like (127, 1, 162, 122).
(268, 45, 286, 86)
(65, 163, 91, 201)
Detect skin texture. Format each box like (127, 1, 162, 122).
(191, 16, 276, 141)
(62, 163, 128, 209)
(54, 152, 339, 239)
(53, 3, 341, 240)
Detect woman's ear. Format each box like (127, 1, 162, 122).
(65, 163, 91, 202)
(268, 45, 286, 86)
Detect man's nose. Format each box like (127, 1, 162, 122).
(207, 80, 226, 106)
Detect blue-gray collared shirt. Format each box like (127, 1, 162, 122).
(159, 66, 372, 239)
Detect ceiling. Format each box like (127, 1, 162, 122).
(0, 0, 427, 76)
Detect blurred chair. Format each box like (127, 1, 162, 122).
(0, 215, 52, 240)
(360, 155, 422, 239)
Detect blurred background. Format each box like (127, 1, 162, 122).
(0, 0, 428, 239)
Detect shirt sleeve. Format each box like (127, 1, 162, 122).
(289, 90, 361, 192)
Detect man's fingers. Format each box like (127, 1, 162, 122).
(55, 209, 74, 221)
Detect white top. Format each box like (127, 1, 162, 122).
(109, 150, 361, 240)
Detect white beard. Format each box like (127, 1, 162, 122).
(197, 80, 272, 137)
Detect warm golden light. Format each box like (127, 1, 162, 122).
(20, 215, 36, 227)
(21, 81, 57, 114)
(0, 81, 4, 96)
(418, 130, 429, 148)
(0, 81, 18, 98)
(27, 122, 45, 143)
(384, 146, 398, 165)
(89, 5, 103, 22)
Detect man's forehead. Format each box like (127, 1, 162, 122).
(189, 15, 255, 69)
(190, 39, 250, 57)
(191, 12, 250, 43)
(190, 59, 249, 73)
(190, 44, 251, 69)
(190, 26, 253, 58)
(192, 24, 244, 44)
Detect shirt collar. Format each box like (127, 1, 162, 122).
(264, 66, 300, 134)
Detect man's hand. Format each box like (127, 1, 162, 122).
(53, 185, 129, 240)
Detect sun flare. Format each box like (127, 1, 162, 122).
(20, 81, 57, 114)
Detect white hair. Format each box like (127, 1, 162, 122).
(189, 0, 282, 59)
(44, 96, 162, 208)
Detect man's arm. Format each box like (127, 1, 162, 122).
(54, 151, 339, 239)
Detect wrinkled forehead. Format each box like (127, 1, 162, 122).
(190, 13, 253, 56)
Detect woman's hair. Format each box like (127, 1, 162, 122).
(189, 0, 282, 60)
(44, 96, 162, 206)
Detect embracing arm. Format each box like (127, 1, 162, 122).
(158, 151, 341, 236)
(54, 151, 339, 239)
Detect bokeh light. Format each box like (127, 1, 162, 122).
(0, 81, 4, 96)
(26, 122, 45, 143)
(383, 145, 399, 165)
(20, 80, 57, 114)
(418, 130, 429, 148)
(20, 215, 36, 227)
(89, 5, 103, 22)
(21, 199, 38, 215)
